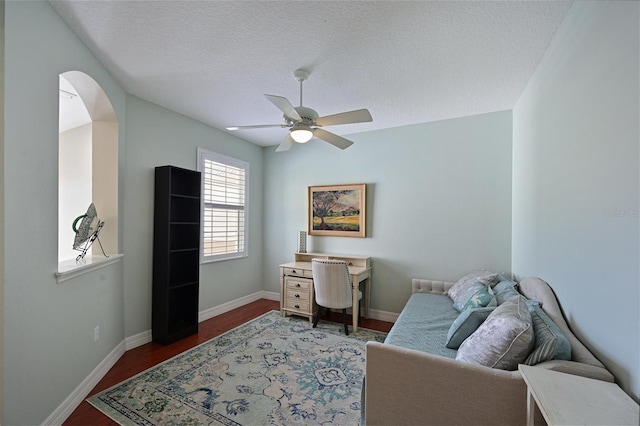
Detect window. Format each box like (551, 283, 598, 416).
(197, 148, 249, 262)
(58, 71, 119, 274)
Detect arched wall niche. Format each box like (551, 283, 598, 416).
(58, 71, 119, 264)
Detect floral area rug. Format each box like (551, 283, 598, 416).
(88, 310, 387, 425)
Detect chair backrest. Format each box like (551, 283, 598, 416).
(311, 259, 352, 309)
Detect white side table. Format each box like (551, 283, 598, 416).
(519, 365, 639, 426)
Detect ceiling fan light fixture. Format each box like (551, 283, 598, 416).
(227, 68, 372, 151)
(290, 126, 313, 143)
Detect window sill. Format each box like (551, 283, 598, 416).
(201, 253, 248, 264)
(55, 254, 123, 284)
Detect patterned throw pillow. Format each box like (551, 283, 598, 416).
(448, 270, 499, 304)
(456, 296, 534, 370)
(453, 284, 495, 312)
(523, 306, 572, 365)
(462, 285, 494, 311)
(446, 306, 495, 349)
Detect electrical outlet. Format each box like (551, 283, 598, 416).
(94, 326, 100, 342)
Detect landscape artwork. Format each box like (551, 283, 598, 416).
(308, 184, 366, 237)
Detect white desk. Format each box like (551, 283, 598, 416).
(279, 252, 371, 332)
(519, 365, 639, 426)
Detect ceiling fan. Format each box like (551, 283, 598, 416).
(226, 68, 373, 152)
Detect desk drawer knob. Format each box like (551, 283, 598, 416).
(292, 269, 297, 274)
(295, 283, 301, 287)
(295, 305, 300, 309)
(294, 294, 300, 298)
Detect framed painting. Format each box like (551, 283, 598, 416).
(308, 184, 366, 238)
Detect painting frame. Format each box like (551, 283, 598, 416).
(308, 184, 366, 238)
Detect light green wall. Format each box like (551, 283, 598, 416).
(2, 2, 264, 422)
(123, 96, 264, 337)
(0, 0, 5, 418)
(3, 0, 638, 423)
(3, 2, 127, 424)
(512, 1, 639, 400)
(263, 111, 513, 314)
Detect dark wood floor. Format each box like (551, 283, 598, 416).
(64, 299, 394, 425)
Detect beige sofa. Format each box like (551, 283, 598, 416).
(364, 276, 614, 425)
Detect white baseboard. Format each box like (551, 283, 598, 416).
(368, 308, 398, 323)
(199, 290, 280, 322)
(124, 291, 281, 351)
(42, 341, 126, 426)
(337, 307, 399, 323)
(125, 329, 152, 351)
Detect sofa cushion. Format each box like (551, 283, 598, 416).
(523, 305, 572, 365)
(384, 293, 458, 359)
(453, 284, 495, 312)
(446, 306, 495, 349)
(448, 270, 498, 304)
(455, 296, 534, 370)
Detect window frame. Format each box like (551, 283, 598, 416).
(197, 148, 249, 263)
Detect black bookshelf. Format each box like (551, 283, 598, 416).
(152, 165, 201, 345)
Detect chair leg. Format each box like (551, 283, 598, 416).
(313, 307, 321, 328)
(342, 308, 349, 335)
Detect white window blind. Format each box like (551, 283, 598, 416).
(197, 148, 249, 262)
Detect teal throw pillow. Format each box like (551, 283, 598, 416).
(523, 306, 572, 365)
(446, 306, 495, 349)
(494, 280, 520, 305)
(452, 283, 495, 312)
(493, 278, 517, 293)
(525, 299, 541, 312)
(462, 285, 494, 311)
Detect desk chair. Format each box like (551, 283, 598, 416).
(311, 258, 362, 335)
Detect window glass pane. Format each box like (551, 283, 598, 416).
(202, 207, 245, 256)
(198, 148, 248, 262)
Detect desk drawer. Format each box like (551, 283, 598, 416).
(285, 288, 309, 303)
(284, 298, 310, 312)
(284, 276, 313, 314)
(283, 267, 313, 278)
(285, 277, 312, 292)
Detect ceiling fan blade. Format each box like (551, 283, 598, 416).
(275, 134, 295, 152)
(264, 94, 302, 121)
(226, 124, 287, 131)
(315, 108, 372, 127)
(313, 128, 354, 150)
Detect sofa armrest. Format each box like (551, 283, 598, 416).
(365, 341, 528, 425)
(536, 359, 615, 382)
(411, 278, 454, 295)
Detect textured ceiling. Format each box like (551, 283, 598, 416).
(50, 0, 573, 148)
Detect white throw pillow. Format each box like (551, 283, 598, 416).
(455, 295, 534, 370)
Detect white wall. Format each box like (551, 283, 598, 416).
(3, 2, 127, 424)
(263, 111, 513, 314)
(123, 96, 264, 337)
(59, 124, 92, 261)
(513, 1, 639, 400)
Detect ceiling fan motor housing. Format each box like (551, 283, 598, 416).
(285, 106, 319, 126)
